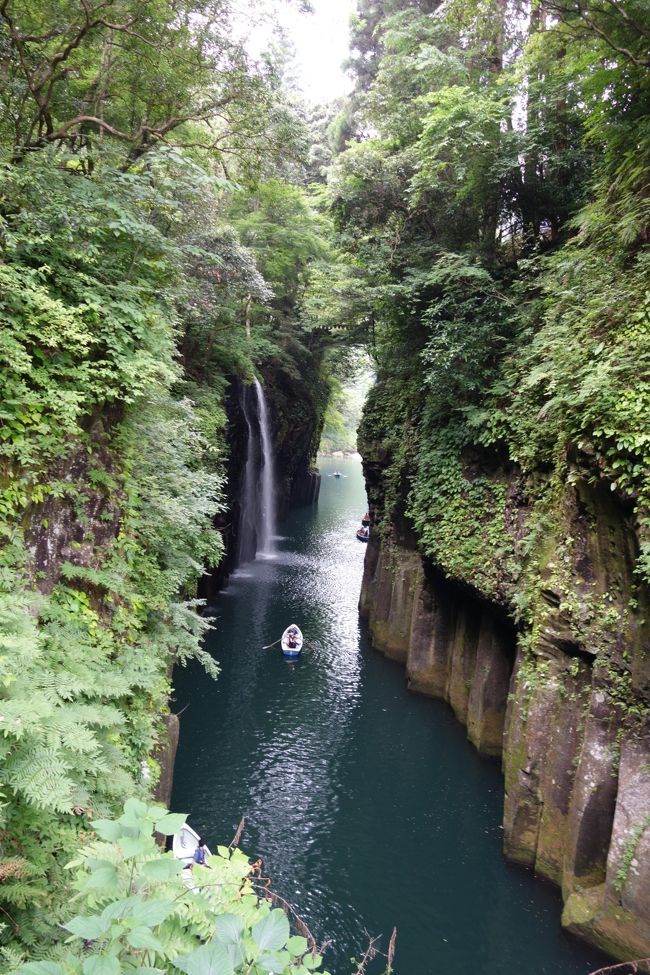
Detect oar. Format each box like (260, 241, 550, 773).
(262, 637, 282, 650)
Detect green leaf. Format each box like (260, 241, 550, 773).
(123, 798, 149, 819)
(141, 855, 182, 880)
(92, 819, 123, 842)
(126, 927, 165, 951)
(20, 963, 64, 975)
(302, 954, 322, 971)
(120, 836, 153, 858)
(287, 936, 308, 956)
(251, 910, 290, 953)
(83, 957, 121, 975)
(86, 864, 119, 890)
(174, 943, 234, 975)
(130, 898, 176, 927)
(101, 897, 137, 925)
(256, 952, 292, 973)
(213, 913, 244, 945)
(153, 812, 187, 835)
(63, 914, 108, 940)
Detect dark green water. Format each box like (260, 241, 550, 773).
(171, 455, 607, 975)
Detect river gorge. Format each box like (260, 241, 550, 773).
(171, 456, 610, 975)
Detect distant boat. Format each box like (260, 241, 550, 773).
(332, 471, 343, 478)
(356, 527, 369, 542)
(172, 822, 211, 870)
(281, 624, 303, 658)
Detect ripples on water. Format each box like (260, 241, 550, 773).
(172, 456, 608, 975)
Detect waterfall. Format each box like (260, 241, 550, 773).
(254, 378, 276, 556)
(236, 378, 277, 564)
(237, 384, 258, 564)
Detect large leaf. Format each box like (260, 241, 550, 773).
(86, 864, 119, 890)
(256, 951, 291, 973)
(251, 910, 290, 953)
(92, 819, 124, 842)
(213, 913, 244, 945)
(141, 855, 182, 881)
(287, 936, 308, 957)
(20, 963, 64, 975)
(130, 898, 176, 928)
(120, 836, 153, 858)
(82, 957, 121, 975)
(153, 812, 187, 835)
(174, 943, 234, 975)
(101, 896, 139, 925)
(63, 914, 108, 940)
(126, 926, 165, 951)
(123, 797, 149, 819)
(302, 953, 323, 971)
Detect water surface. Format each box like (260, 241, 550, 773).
(172, 455, 608, 975)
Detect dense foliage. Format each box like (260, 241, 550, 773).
(335, 0, 649, 612)
(2, 0, 648, 966)
(0, 0, 342, 964)
(8, 800, 330, 975)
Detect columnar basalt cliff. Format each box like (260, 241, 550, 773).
(359, 440, 650, 962)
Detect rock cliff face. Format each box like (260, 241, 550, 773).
(360, 451, 650, 962)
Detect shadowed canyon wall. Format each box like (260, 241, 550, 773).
(360, 448, 650, 962)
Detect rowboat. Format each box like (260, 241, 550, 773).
(281, 624, 303, 658)
(172, 822, 211, 870)
(356, 527, 369, 542)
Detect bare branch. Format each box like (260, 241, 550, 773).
(387, 927, 397, 974)
(228, 816, 245, 851)
(351, 932, 381, 975)
(589, 961, 650, 975)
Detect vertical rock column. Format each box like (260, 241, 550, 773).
(563, 735, 650, 959)
(360, 532, 514, 758)
(467, 616, 512, 757)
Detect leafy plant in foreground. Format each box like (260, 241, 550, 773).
(12, 800, 330, 975)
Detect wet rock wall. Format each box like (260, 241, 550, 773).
(360, 531, 515, 759)
(360, 475, 650, 962)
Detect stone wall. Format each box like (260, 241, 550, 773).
(360, 519, 650, 962)
(360, 531, 515, 760)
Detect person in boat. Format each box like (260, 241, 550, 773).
(362, 512, 370, 526)
(192, 837, 209, 869)
(286, 627, 300, 649)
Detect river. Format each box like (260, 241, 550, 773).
(171, 454, 608, 975)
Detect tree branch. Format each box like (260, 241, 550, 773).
(542, 0, 650, 66)
(589, 960, 650, 975)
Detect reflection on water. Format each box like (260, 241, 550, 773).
(172, 456, 607, 975)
